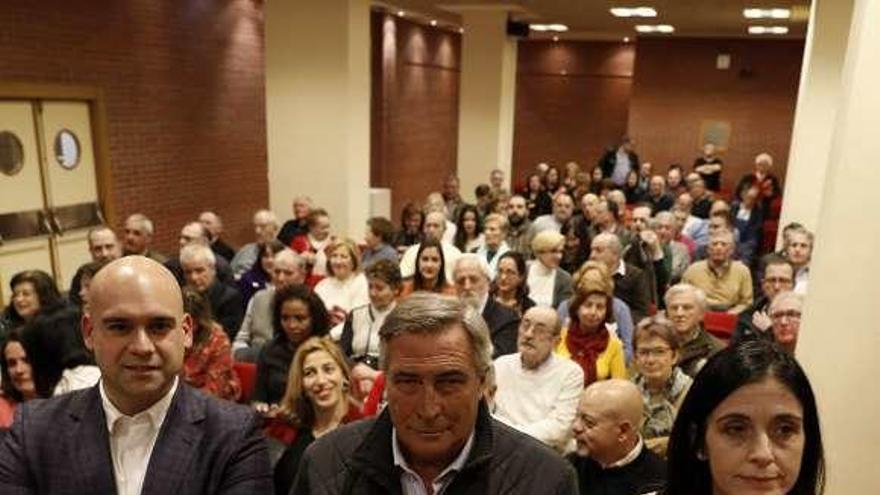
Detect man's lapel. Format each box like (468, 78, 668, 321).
(67, 386, 117, 494)
(141, 384, 206, 495)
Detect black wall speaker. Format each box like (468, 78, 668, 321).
(507, 20, 530, 38)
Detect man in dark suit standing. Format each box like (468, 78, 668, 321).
(0, 256, 271, 494)
(452, 254, 520, 358)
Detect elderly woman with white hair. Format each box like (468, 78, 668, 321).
(526, 231, 573, 308)
(230, 209, 280, 279)
(473, 213, 511, 278)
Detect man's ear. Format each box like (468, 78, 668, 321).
(181, 313, 194, 349)
(81, 313, 95, 351)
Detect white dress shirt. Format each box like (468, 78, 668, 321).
(527, 261, 557, 307)
(100, 377, 178, 495)
(393, 428, 475, 495)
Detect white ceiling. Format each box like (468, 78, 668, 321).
(378, 0, 812, 40)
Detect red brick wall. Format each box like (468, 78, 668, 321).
(512, 41, 636, 188)
(0, 0, 266, 252)
(371, 12, 460, 222)
(628, 38, 804, 194)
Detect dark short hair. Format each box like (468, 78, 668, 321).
(490, 251, 529, 302)
(399, 202, 424, 230)
(5, 270, 64, 322)
(762, 254, 795, 278)
(78, 260, 111, 282)
(666, 339, 825, 495)
(253, 240, 286, 279)
(474, 184, 491, 198)
(305, 208, 329, 229)
(271, 284, 330, 342)
(364, 259, 402, 289)
(367, 217, 396, 244)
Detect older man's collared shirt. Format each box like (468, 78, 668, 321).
(100, 377, 178, 495)
(682, 259, 753, 311)
(602, 437, 644, 469)
(392, 428, 475, 495)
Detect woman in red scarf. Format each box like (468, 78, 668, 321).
(555, 275, 627, 386)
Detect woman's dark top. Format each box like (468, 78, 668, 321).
(252, 336, 294, 405)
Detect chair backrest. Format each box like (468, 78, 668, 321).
(703, 310, 738, 340)
(233, 361, 258, 403)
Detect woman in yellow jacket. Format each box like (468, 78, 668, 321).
(556, 266, 627, 386)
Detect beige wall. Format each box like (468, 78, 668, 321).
(796, 0, 880, 492)
(456, 9, 517, 201)
(265, 0, 370, 239)
(779, 0, 854, 238)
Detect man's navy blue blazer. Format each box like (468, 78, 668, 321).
(0, 382, 272, 494)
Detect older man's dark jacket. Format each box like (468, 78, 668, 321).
(290, 401, 579, 495)
(482, 298, 520, 358)
(205, 280, 244, 340)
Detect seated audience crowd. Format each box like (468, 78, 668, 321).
(0, 144, 826, 495)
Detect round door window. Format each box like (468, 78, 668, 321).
(54, 129, 81, 170)
(0, 131, 25, 176)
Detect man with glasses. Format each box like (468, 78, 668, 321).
(731, 255, 795, 344)
(493, 307, 583, 452)
(768, 291, 803, 355)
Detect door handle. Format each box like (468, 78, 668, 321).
(40, 212, 54, 236)
(48, 209, 64, 236)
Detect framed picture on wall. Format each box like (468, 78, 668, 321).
(699, 120, 732, 151)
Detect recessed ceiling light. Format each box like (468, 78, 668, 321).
(623, 36, 631, 43)
(530, 23, 569, 32)
(552, 35, 560, 42)
(396, 10, 405, 17)
(635, 24, 675, 33)
(743, 8, 791, 19)
(610, 7, 658, 18)
(748, 25, 789, 34)
(430, 19, 437, 26)
(459, 27, 464, 33)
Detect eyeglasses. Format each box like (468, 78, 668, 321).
(770, 310, 801, 321)
(636, 347, 672, 358)
(764, 277, 793, 285)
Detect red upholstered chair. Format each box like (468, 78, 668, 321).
(233, 361, 258, 403)
(703, 311, 738, 340)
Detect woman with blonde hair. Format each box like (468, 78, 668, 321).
(314, 238, 369, 329)
(556, 271, 627, 387)
(267, 336, 364, 494)
(526, 230, 573, 308)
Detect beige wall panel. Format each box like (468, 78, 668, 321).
(41, 101, 98, 207)
(0, 101, 43, 214)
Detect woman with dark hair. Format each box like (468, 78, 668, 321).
(556, 276, 627, 387)
(267, 336, 364, 494)
(238, 240, 286, 308)
(544, 166, 562, 194)
(0, 328, 37, 428)
(0, 270, 65, 340)
(182, 289, 241, 402)
(20, 306, 99, 397)
(393, 202, 424, 253)
(525, 173, 553, 220)
(252, 284, 331, 412)
(453, 204, 484, 253)
(560, 219, 588, 275)
(624, 169, 645, 204)
(400, 238, 455, 297)
(666, 339, 825, 495)
(491, 251, 535, 316)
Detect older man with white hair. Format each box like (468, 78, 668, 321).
(682, 229, 753, 314)
(123, 213, 167, 263)
(233, 249, 306, 362)
(180, 243, 244, 340)
(453, 254, 520, 357)
(230, 209, 279, 278)
(398, 210, 462, 281)
(493, 306, 583, 452)
(663, 283, 724, 377)
(164, 222, 235, 287)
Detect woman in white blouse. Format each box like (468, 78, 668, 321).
(314, 238, 369, 332)
(526, 230, 573, 309)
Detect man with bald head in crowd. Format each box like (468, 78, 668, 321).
(70, 226, 123, 306)
(198, 211, 235, 262)
(233, 249, 306, 362)
(493, 306, 583, 452)
(277, 196, 312, 246)
(0, 256, 271, 493)
(570, 379, 666, 495)
(123, 214, 167, 263)
(645, 175, 673, 215)
(398, 210, 462, 282)
(164, 221, 234, 287)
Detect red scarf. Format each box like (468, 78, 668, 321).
(566, 320, 610, 386)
